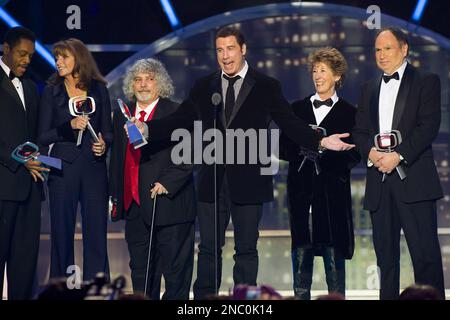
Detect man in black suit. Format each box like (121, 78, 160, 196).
(0, 27, 47, 299)
(109, 58, 195, 299)
(353, 27, 445, 299)
(134, 27, 354, 299)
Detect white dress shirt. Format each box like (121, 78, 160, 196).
(135, 98, 159, 121)
(221, 60, 249, 110)
(378, 60, 407, 134)
(0, 56, 26, 110)
(309, 91, 339, 125)
(367, 60, 408, 167)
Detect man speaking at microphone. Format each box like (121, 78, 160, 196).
(133, 26, 355, 299)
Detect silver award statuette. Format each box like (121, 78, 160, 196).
(117, 98, 148, 149)
(11, 141, 62, 180)
(68, 96, 99, 146)
(374, 130, 406, 182)
(297, 125, 327, 175)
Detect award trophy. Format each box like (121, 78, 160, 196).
(117, 99, 148, 149)
(11, 141, 62, 180)
(297, 125, 327, 175)
(374, 130, 406, 182)
(68, 96, 99, 146)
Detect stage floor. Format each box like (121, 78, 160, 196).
(31, 230, 450, 300)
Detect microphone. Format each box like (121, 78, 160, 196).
(211, 92, 222, 118)
(212, 92, 221, 106)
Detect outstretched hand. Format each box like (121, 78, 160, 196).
(320, 133, 355, 151)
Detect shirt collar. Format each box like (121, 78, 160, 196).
(0, 56, 12, 78)
(383, 60, 408, 81)
(136, 97, 160, 116)
(221, 60, 248, 80)
(310, 91, 339, 106)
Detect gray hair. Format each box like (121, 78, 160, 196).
(122, 58, 174, 100)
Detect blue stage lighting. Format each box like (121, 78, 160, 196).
(412, 0, 428, 22)
(159, 0, 181, 29)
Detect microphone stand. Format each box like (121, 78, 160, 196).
(211, 93, 221, 296)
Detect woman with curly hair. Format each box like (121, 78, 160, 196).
(280, 47, 360, 299)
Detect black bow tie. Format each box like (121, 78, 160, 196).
(382, 72, 399, 83)
(9, 71, 19, 81)
(313, 98, 333, 109)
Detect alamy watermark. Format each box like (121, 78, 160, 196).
(170, 121, 280, 175)
(66, 5, 81, 30)
(366, 5, 381, 30)
(66, 265, 82, 290)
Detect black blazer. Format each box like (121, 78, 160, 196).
(280, 96, 360, 259)
(0, 68, 42, 201)
(109, 98, 195, 226)
(37, 80, 113, 163)
(147, 67, 322, 204)
(353, 64, 443, 211)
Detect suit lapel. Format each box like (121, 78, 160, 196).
(0, 68, 25, 113)
(152, 98, 168, 120)
(318, 103, 340, 129)
(304, 98, 317, 125)
(22, 79, 35, 132)
(227, 69, 256, 127)
(391, 64, 412, 130)
(370, 77, 381, 133)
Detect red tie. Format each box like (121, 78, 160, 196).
(123, 107, 157, 211)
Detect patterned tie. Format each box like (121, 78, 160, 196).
(224, 74, 240, 123)
(123, 108, 155, 211)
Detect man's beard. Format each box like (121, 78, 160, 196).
(135, 91, 153, 102)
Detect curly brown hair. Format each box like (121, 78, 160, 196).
(48, 38, 106, 90)
(307, 47, 348, 89)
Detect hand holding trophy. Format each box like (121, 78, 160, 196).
(117, 98, 148, 149)
(374, 130, 406, 182)
(11, 141, 62, 181)
(69, 96, 99, 146)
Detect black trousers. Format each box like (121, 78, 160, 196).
(0, 183, 41, 300)
(193, 177, 263, 300)
(370, 175, 445, 300)
(48, 154, 110, 281)
(125, 202, 195, 300)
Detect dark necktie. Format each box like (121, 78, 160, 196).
(224, 74, 240, 122)
(313, 98, 333, 109)
(382, 72, 399, 83)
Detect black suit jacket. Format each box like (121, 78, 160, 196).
(353, 64, 443, 211)
(280, 96, 360, 259)
(37, 80, 113, 163)
(147, 67, 321, 204)
(0, 68, 42, 201)
(109, 98, 195, 226)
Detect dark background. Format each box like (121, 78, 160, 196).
(0, 0, 448, 84)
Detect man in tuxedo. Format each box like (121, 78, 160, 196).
(134, 26, 354, 299)
(0, 27, 47, 299)
(353, 27, 445, 299)
(109, 58, 195, 299)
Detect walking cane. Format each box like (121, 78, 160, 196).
(144, 193, 157, 297)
